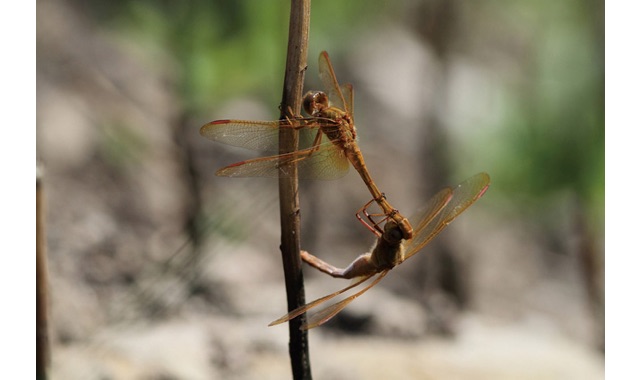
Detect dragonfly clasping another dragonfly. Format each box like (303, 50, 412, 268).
(200, 51, 413, 239)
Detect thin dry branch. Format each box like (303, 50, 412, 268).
(36, 165, 50, 380)
(278, 0, 312, 379)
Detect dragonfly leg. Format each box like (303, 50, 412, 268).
(277, 129, 323, 169)
(284, 105, 296, 119)
(355, 197, 392, 237)
(273, 129, 325, 170)
(282, 110, 310, 131)
(301, 250, 377, 279)
(305, 129, 324, 157)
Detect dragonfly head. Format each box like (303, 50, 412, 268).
(303, 91, 329, 116)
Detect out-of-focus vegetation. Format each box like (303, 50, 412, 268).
(474, 1, 604, 229)
(85, 0, 603, 236)
(87, 0, 391, 112)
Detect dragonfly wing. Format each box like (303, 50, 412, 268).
(302, 271, 389, 329)
(269, 274, 374, 326)
(341, 83, 354, 115)
(298, 124, 324, 150)
(409, 187, 453, 234)
(297, 136, 350, 179)
(216, 141, 350, 180)
(318, 51, 349, 113)
(200, 119, 282, 152)
(404, 172, 491, 260)
(200, 119, 322, 153)
(216, 154, 291, 178)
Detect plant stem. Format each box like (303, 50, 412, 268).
(36, 165, 50, 380)
(278, 0, 312, 379)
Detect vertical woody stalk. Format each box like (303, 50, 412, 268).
(278, 0, 312, 379)
(36, 166, 50, 380)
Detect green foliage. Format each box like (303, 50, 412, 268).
(88, 0, 603, 233)
(476, 0, 604, 230)
(99, 0, 389, 115)
(98, 122, 149, 170)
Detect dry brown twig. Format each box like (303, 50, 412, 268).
(277, 0, 312, 379)
(37, 165, 50, 380)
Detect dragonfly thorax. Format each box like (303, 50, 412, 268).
(369, 221, 405, 270)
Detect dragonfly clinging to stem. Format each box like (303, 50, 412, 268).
(269, 172, 490, 330)
(200, 51, 413, 239)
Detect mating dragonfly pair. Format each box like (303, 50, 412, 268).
(200, 51, 490, 329)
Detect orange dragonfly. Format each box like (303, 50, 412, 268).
(200, 51, 413, 239)
(269, 172, 490, 330)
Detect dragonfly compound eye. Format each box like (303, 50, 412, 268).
(303, 91, 329, 116)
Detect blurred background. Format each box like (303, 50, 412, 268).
(37, 0, 604, 379)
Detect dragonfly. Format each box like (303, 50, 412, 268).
(269, 172, 490, 330)
(199, 51, 413, 239)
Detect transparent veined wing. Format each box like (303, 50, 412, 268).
(215, 135, 350, 180)
(404, 172, 490, 261)
(318, 51, 349, 114)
